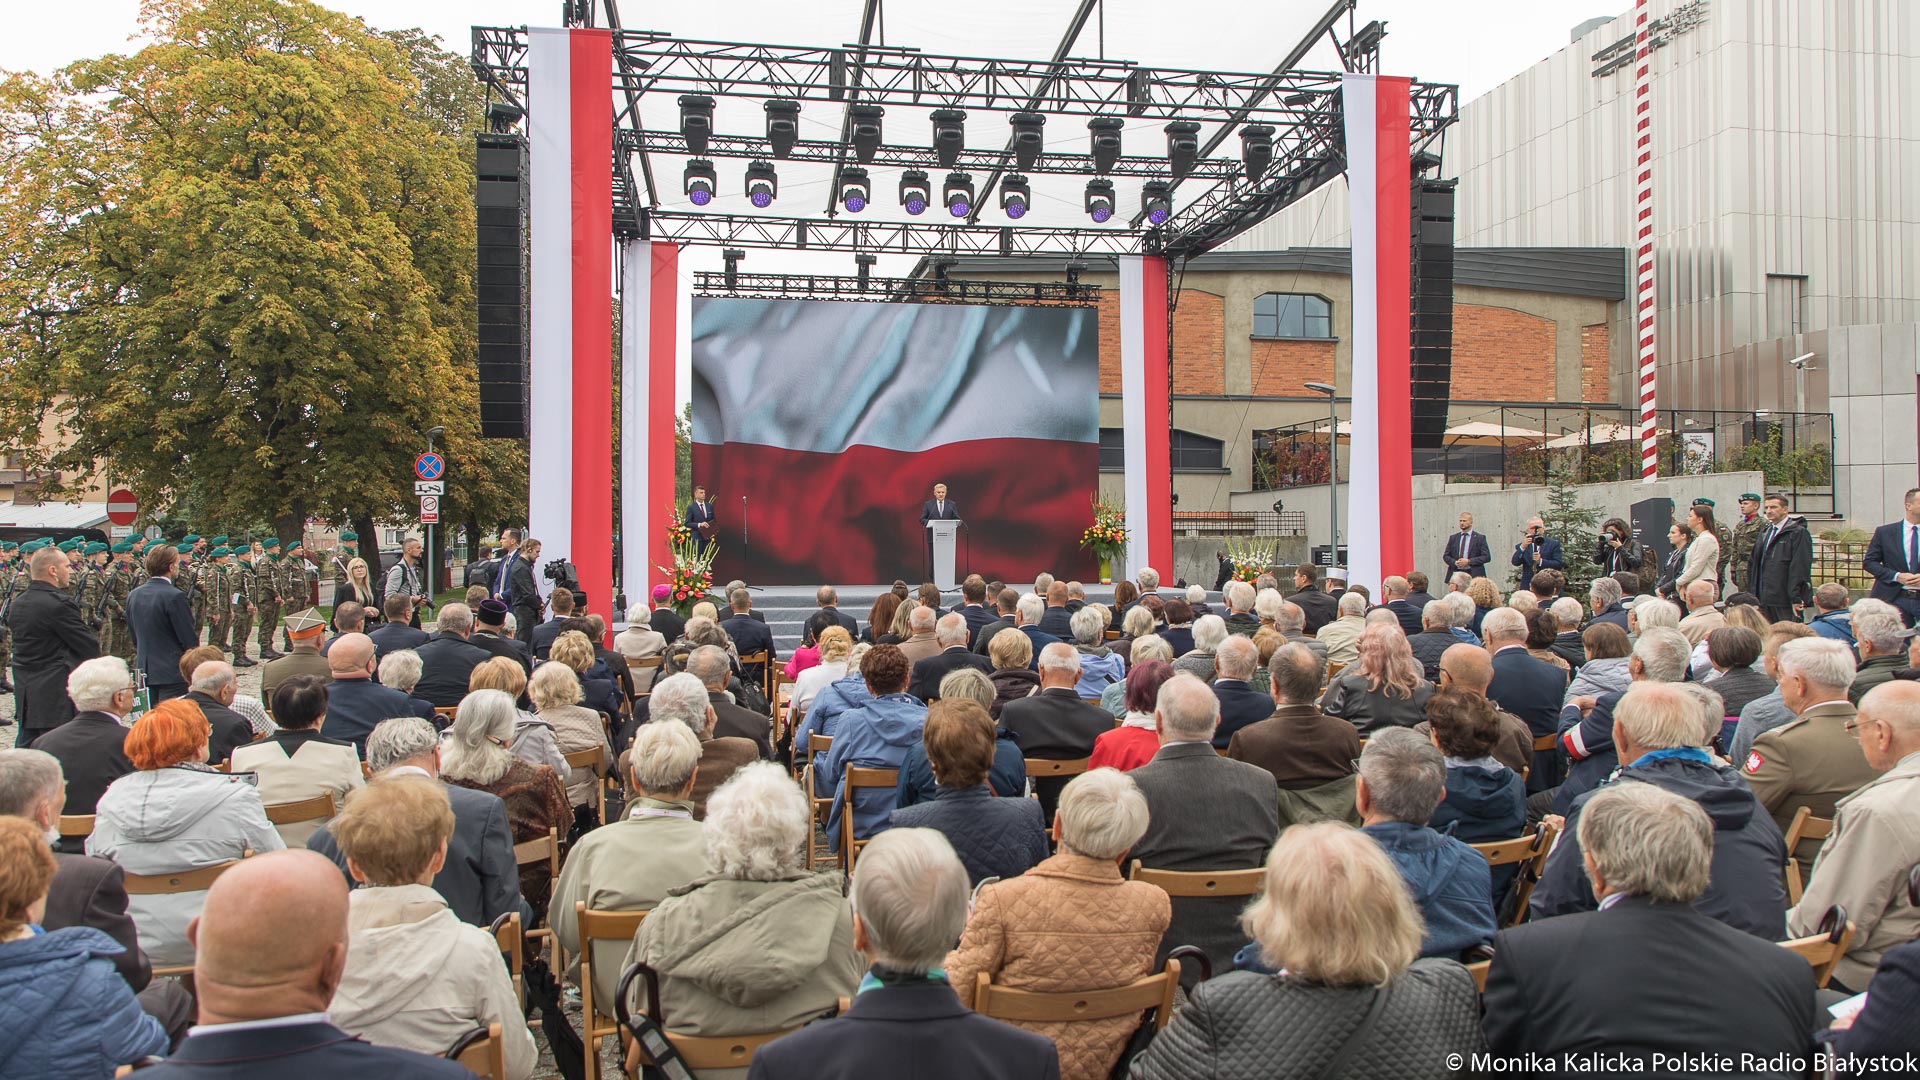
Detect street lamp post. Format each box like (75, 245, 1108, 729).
(1304, 383, 1337, 567)
(425, 425, 444, 595)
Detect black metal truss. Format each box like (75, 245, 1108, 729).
(692, 271, 1100, 305)
(628, 130, 1245, 179)
(642, 210, 1143, 256)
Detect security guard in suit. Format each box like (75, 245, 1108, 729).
(1741, 696, 1885, 863)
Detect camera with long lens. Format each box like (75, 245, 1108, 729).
(543, 557, 580, 593)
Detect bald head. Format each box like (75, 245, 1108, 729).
(1856, 680, 1920, 770)
(1438, 643, 1493, 693)
(189, 850, 349, 1023)
(326, 633, 375, 678)
(1684, 579, 1717, 610)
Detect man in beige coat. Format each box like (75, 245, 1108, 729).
(1676, 581, 1726, 648)
(1788, 680, 1920, 992)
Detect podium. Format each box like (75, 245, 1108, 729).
(928, 519, 962, 590)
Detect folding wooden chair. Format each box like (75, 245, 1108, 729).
(1778, 904, 1854, 989)
(800, 735, 834, 869)
(434, 705, 459, 728)
(627, 655, 664, 698)
(1470, 820, 1560, 927)
(577, 904, 650, 1080)
(1024, 756, 1091, 786)
(1465, 959, 1490, 993)
(263, 792, 336, 828)
(1127, 861, 1265, 899)
(58, 814, 95, 843)
(1782, 806, 1834, 905)
(565, 746, 610, 824)
(615, 962, 821, 1077)
(444, 1022, 506, 1079)
(972, 958, 1182, 1036)
(839, 765, 899, 874)
(1324, 661, 1345, 684)
(123, 856, 250, 989)
(738, 650, 772, 702)
(513, 827, 562, 971)
(490, 911, 525, 1010)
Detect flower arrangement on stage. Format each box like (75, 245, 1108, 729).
(1223, 536, 1277, 583)
(657, 535, 716, 617)
(1080, 495, 1129, 582)
(664, 504, 693, 548)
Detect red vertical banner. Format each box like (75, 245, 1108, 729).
(1118, 256, 1172, 582)
(647, 242, 679, 599)
(1372, 76, 1414, 575)
(568, 28, 612, 624)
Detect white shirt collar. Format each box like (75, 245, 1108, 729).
(189, 1012, 332, 1038)
(1597, 893, 1627, 911)
(385, 765, 433, 781)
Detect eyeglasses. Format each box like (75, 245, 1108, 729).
(1845, 717, 1882, 737)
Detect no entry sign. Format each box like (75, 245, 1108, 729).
(106, 489, 139, 526)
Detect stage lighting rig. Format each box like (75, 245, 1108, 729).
(900, 170, 931, 215)
(1164, 121, 1201, 179)
(1141, 181, 1171, 226)
(683, 159, 717, 206)
(944, 172, 975, 218)
(855, 252, 877, 291)
(1087, 117, 1123, 174)
(848, 104, 885, 163)
(743, 160, 778, 208)
(1240, 125, 1275, 177)
(930, 109, 966, 170)
(678, 95, 715, 155)
(1009, 112, 1046, 171)
(1084, 178, 1115, 223)
(838, 166, 871, 213)
(1000, 174, 1031, 219)
(722, 248, 744, 289)
(764, 99, 801, 158)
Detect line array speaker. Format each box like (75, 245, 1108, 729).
(476, 133, 529, 438)
(1408, 176, 1456, 453)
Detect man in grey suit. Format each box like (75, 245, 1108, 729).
(1126, 673, 1280, 979)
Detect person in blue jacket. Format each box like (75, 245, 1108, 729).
(1512, 516, 1565, 593)
(823, 645, 926, 851)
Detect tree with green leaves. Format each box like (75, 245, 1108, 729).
(0, 0, 525, 579)
(1514, 453, 1605, 598)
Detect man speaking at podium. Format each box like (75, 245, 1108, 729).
(921, 484, 960, 581)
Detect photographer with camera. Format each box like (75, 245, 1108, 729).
(1595, 517, 1653, 586)
(1511, 516, 1565, 593)
(382, 537, 431, 629)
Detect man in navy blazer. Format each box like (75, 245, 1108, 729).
(1511, 516, 1565, 593)
(684, 485, 717, 556)
(319, 635, 421, 755)
(1481, 609, 1570, 791)
(130, 849, 472, 1080)
(720, 589, 776, 678)
(1862, 488, 1920, 624)
(745, 829, 1059, 1080)
(1210, 636, 1275, 748)
(1442, 511, 1492, 578)
(124, 546, 198, 704)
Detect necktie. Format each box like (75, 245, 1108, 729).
(1908, 525, 1917, 574)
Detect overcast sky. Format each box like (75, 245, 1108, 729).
(4, 0, 1622, 283)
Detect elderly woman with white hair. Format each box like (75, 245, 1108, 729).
(528, 660, 613, 812)
(374, 648, 438, 724)
(1130, 823, 1484, 1079)
(1172, 614, 1228, 683)
(945, 768, 1171, 1080)
(438, 689, 571, 922)
(1101, 632, 1170, 716)
(1109, 602, 1155, 669)
(626, 763, 860, 1079)
(1067, 605, 1125, 699)
(613, 601, 668, 692)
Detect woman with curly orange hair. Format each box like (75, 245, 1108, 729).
(87, 699, 283, 968)
(1319, 623, 1434, 736)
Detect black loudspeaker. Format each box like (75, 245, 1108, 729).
(1408, 177, 1456, 452)
(476, 133, 529, 438)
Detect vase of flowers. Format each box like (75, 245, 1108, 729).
(657, 525, 716, 617)
(1223, 536, 1277, 583)
(1079, 496, 1128, 584)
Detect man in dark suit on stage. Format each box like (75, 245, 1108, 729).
(1442, 511, 1492, 578)
(684, 485, 717, 556)
(1747, 494, 1813, 623)
(1863, 487, 1920, 625)
(920, 482, 960, 579)
(125, 545, 198, 705)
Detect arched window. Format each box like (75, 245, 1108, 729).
(1252, 293, 1333, 339)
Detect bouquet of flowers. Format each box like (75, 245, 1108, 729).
(1078, 495, 1129, 561)
(656, 535, 717, 617)
(1223, 536, 1277, 583)
(664, 504, 693, 548)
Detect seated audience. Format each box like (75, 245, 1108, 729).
(891, 700, 1048, 885)
(999, 643, 1113, 820)
(318, 632, 418, 755)
(1227, 644, 1361, 821)
(1316, 591, 1368, 668)
(1133, 822, 1484, 1078)
(1525, 607, 1572, 674)
(1788, 680, 1920, 993)
(1128, 674, 1280, 976)
(907, 614, 992, 703)
(1108, 603, 1154, 668)
(746, 829, 1060, 1079)
(550, 629, 624, 721)
(1824, 931, 1920, 1060)
(1424, 644, 1535, 777)
(946, 768, 1170, 1080)
(231, 675, 363, 846)
(328, 778, 534, 1080)
(32, 656, 137, 818)
(1485, 783, 1816, 1060)
(132, 849, 474, 1079)
(647, 672, 761, 819)
(1548, 596, 1588, 669)
(792, 644, 875, 791)
(823, 646, 925, 850)
(87, 699, 285, 968)
(1729, 621, 1818, 763)
(1101, 633, 1169, 717)
(1090, 660, 1177, 773)
(1355, 728, 1496, 959)
(1067, 606, 1126, 699)
(896, 668, 1025, 805)
(411, 603, 491, 707)
(1466, 577, 1501, 637)
(0, 815, 169, 1077)
(530, 587, 576, 659)
(1554, 628, 1694, 814)
(687, 644, 773, 757)
(1746, 637, 1881, 856)
(1408, 601, 1460, 683)
(1209, 636, 1272, 748)
(966, 589, 1012, 653)
(181, 661, 256, 767)
(1171, 613, 1227, 682)
(467, 656, 567, 777)
(1443, 592, 1481, 646)
(368, 594, 431, 658)
(789, 625, 854, 727)
(528, 659, 613, 813)
(782, 611, 834, 681)
(551, 720, 708, 1011)
(1423, 687, 1526, 846)
(1321, 623, 1434, 735)
(1704, 626, 1774, 730)
(1288, 564, 1337, 634)
(1806, 583, 1855, 648)
(1564, 620, 1632, 703)
(374, 648, 438, 723)
(896, 603, 942, 666)
(1849, 599, 1908, 704)
(1158, 597, 1196, 657)
(437, 689, 571, 922)
(1588, 574, 1630, 632)
(1534, 682, 1788, 938)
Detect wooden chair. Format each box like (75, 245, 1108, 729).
(57, 814, 95, 842)
(565, 745, 610, 824)
(513, 828, 562, 970)
(615, 962, 818, 1076)
(628, 655, 664, 698)
(1024, 757, 1092, 784)
(1779, 904, 1854, 989)
(490, 911, 525, 1010)
(1104, 629, 1123, 641)
(1324, 661, 1345, 684)
(210, 760, 231, 773)
(800, 735, 834, 869)
(738, 650, 772, 701)
(1470, 821, 1560, 927)
(1464, 959, 1490, 993)
(577, 904, 651, 1080)
(263, 793, 336, 830)
(1127, 861, 1265, 898)
(434, 705, 459, 726)
(123, 857, 249, 987)
(445, 1022, 506, 1079)
(839, 765, 899, 874)
(1783, 806, 1835, 905)
(972, 959, 1182, 1037)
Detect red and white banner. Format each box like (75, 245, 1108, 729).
(1117, 256, 1172, 583)
(527, 27, 612, 617)
(621, 240, 680, 605)
(1343, 73, 1414, 591)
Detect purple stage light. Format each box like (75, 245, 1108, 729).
(1005, 202, 1026, 219)
(905, 197, 927, 215)
(949, 201, 969, 217)
(845, 194, 866, 212)
(1091, 206, 1112, 223)
(750, 190, 773, 208)
(1147, 206, 1169, 225)
(689, 189, 712, 206)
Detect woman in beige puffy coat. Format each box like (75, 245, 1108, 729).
(944, 768, 1171, 1080)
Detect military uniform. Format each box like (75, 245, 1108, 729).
(278, 544, 309, 652)
(1740, 699, 1887, 863)
(229, 553, 259, 664)
(203, 548, 232, 657)
(76, 545, 111, 642)
(253, 541, 283, 659)
(102, 544, 137, 661)
(0, 544, 19, 689)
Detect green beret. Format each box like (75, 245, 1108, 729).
(110, 541, 133, 553)
(211, 546, 231, 558)
(56, 538, 78, 552)
(182, 534, 201, 544)
(209, 535, 228, 546)
(339, 531, 358, 542)
(261, 538, 280, 550)
(1691, 498, 1715, 507)
(84, 542, 107, 555)
(0, 542, 15, 552)
(1740, 493, 1761, 502)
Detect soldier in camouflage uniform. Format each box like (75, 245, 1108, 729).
(254, 538, 283, 660)
(58, 539, 85, 603)
(76, 542, 112, 644)
(174, 535, 202, 646)
(1727, 492, 1765, 592)
(279, 540, 311, 652)
(0, 542, 18, 692)
(101, 541, 137, 661)
(229, 547, 260, 666)
(203, 547, 232, 659)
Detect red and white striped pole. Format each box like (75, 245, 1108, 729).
(1634, 0, 1658, 482)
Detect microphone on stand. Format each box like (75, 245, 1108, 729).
(741, 495, 748, 568)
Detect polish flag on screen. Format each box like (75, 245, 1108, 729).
(689, 299, 1101, 586)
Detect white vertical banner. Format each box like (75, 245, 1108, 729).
(525, 27, 574, 577)
(1118, 256, 1149, 577)
(1344, 74, 1382, 593)
(620, 238, 648, 619)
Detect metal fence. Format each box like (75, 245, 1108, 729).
(1810, 540, 1875, 594)
(1174, 510, 1308, 538)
